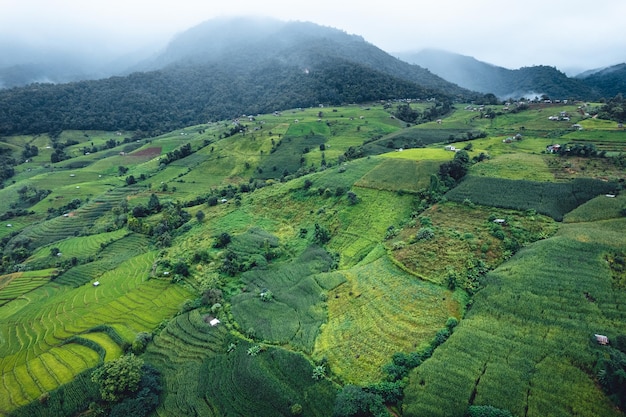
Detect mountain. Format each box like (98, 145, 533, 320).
(0, 18, 478, 136)
(141, 17, 471, 98)
(576, 63, 626, 99)
(397, 48, 595, 100)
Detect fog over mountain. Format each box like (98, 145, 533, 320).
(1, 14, 624, 102)
(0, 38, 160, 89)
(396, 49, 599, 99)
(2, 0, 625, 88)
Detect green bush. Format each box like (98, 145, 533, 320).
(466, 405, 513, 417)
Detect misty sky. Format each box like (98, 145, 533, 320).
(2, 0, 625, 71)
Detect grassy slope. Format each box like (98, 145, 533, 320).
(403, 219, 626, 417)
(1, 102, 625, 417)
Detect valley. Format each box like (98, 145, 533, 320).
(1, 100, 625, 417)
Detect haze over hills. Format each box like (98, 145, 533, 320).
(0, 18, 477, 136)
(396, 48, 607, 100)
(0, 40, 154, 89)
(137, 17, 469, 97)
(1, 15, 624, 137)
(576, 63, 626, 99)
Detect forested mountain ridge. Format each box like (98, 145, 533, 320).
(576, 63, 626, 99)
(0, 18, 477, 137)
(143, 18, 468, 97)
(397, 48, 622, 100)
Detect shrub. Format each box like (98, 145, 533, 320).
(416, 227, 435, 241)
(91, 354, 144, 402)
(213, 232, 232, 248)
(333, 385, 389, 417)
(466, 405, 513, 417)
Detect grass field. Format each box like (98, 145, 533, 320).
(1, 101, 626, 417)
(388, 202, 558, 286)
(313, 246, 461, 385)
(470, 153, 557, 181)
(0, 248, 192, 414)
(403, 218, 626, 417)
(445, 176, 619, 221)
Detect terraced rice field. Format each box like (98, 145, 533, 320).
(0, 249, 192, 414)
(0, 269, 56, 306)
(403, 218, 626, 417)
(144, 310, 230, 417)
(313, 247, 461, 385)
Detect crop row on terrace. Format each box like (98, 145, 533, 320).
(5, 185, 140, 254)
(354, 158, 442, 193)
(0, 269, 56, 306)
(0, 249, 192, 412)
(201, 343, 337, 417)
(403, 219, 626, 417)
(327, 187, 415, 267)
(144, 310, 229, 417)
(445, 176, 618, 221)
(564, 194, 626, 223)
(26, 229, 128, 263)
(313, 247, 461, 385)
(469, 153, 556, 181)
(230, 245, 334, 352)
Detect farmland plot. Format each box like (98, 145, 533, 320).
(314, 247, 461, 385)
(445, 176, 618, 220)
(0, 249, 191, 413)
(403, 219, 626, 417)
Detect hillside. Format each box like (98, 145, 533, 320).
(576, 63, 626, 99)
(398, 48, 597, 99)
(1, 100, 626, 417)
(0, 18, 478, 137)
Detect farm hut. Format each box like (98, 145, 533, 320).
(445, 145, 456, 151)
(209, 318, 220, 326)
(93, 281, 100, 287)
(493, 219, 506, 225)
(595, 334, 609, 345)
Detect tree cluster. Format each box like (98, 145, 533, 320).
(91, 354, 162, 417)
(0, 57, 455, 137)
(597, 94, 626, 123)
(439, 149, 471, 186)
(597, 334, 626, 409)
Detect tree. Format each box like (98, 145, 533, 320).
(172, 261, 190, 277)
(314, 223, 331, 245)
(214, 232, 231, 248)
(260, 290, 273, 302)
(394, 103, 420, 124)
(347, 191, 358, 205)
(439, 149, 471, 185)
(126, 175, 137, 185)
(132, 204, 149, 218)
(333, 385, 389, 417)
(91, 354, 144, 401)
(147, 193, 161, 213)
(312, 364, 326, 380)
(196, 210, 205, 222)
